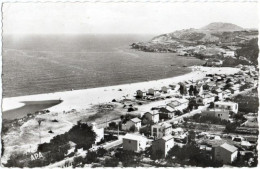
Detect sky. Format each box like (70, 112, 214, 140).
(2, 2, 259, 35)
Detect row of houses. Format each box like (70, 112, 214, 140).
(122, 128, 241, 164)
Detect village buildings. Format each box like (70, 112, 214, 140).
(152, 135, 174, 157)
(214, 101, 238, 114)
(151, 122, 172, 139)
(166, 99, 189, 111)
(212, 143, 238, 164)
(122, 117, 142, 131)
(123, 133, 148, 152)
(136, 90, 146, 98)
(148, 88, 160, 96)
(143, 111, 160, 123)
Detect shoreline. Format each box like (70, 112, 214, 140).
(2, 66, 239, 115)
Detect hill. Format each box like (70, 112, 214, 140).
(201, 22, 243, 32)
(131, 22, 258, 65)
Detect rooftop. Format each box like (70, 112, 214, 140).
(220, 143, 238, 153)
(215, 101, 237, 106)
(124, 133, 147, 141)
(153, 122, 172, 129)
(161, 135, 174, 141)
(130, 117, 141, 123)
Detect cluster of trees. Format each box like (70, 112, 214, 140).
(166, 143, 223, 167)
(179, 84, 199, 96)
(5, 121, 96, 168)
(72, 148, 108, 167)
(233, 93, 259, 113)
(233, 151, 258, 167)
(190, 114, 229, 125)
(97, 134, 118, 145)
(236, 38, 259, 65)
(114, 150, 142, 167)
(225, 122, 240, 133)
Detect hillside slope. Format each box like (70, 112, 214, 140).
(131, 22, 258, 65)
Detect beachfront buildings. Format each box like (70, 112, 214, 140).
(169, 83, 180, 92)
(122, 117, 142, 131)
(161, 86, 171, 93)
(212, 143, 238, 164)
(123, 133, 148, 152)
(214, 101, 238, 114)
(143, 111, 160, 123)
(152, 135, 174, 157)
(201, 109, 229, 121)
(151, 123, 172, 139)
(136, 90, 146, 98)
(148, 88, 160, 96)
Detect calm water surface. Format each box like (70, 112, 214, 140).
(3, 34, 205, 97)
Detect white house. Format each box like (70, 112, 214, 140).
(214, 101, 238, 114)
(136, 90, 146, 98)
(151, 122, 172, 139)
(148, 88, 160, 96)
(213, 143, 238, 164)
(123, 133, 148, 152)
(161, 86, 171, 93)
(152, 135, 174, 157)
(143, 111, 160, 123)
(122, 117, 142, 131)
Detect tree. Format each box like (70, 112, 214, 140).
(209, 102, 214, 108)
(151, 150, 164, 160)
(179, 83, 187, 95)
(85, 151, 98, 164)
(189, 85, 194, 96)
(129, 125, 136, 132)
(103, 157, 119, 167)
(225, 122, 239, 133)
(1, 139, 4, 156)
(175, 110, 182, 116)
(97, 147, 108, 157)
(193, 86, 199, 96)
(115, 150, 141, 167)
(215, 96, 219, 102)
(188, 98, 197, 110)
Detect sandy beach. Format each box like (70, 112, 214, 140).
(1, 66, 241, 164)
(3, 66, 240, 116)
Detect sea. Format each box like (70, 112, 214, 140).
(3, 34, 205, 98)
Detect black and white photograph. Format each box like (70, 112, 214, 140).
(1, 1, 259, 168)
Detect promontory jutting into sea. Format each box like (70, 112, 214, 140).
(1, 2, 259, 168)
